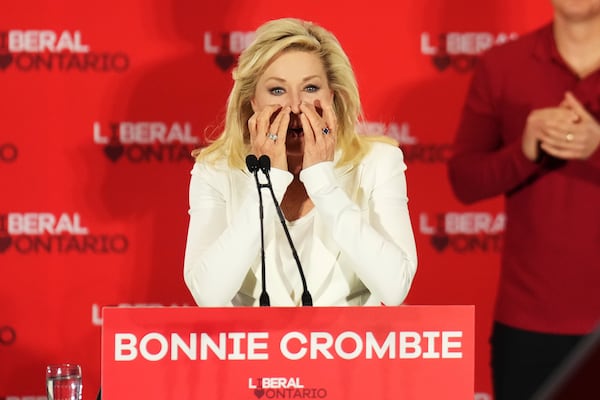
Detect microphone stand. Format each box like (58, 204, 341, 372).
(246, 155, 270, 306)
(258, 155, 313, 306)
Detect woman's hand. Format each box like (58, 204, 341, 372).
(300, 100, 338, 169)
(248, 105, 291, 170)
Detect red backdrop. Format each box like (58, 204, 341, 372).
(0, 1, 553, 399)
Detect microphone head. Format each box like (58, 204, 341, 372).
(245, 154, 259, 173)
(258, 155, 271, 174)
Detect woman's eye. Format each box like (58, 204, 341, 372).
(305, 85, 319, 93)
(270, 87, 285, 95)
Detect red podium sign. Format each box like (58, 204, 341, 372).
(101, 306, 474, 399)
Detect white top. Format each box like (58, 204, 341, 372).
(183, 142, 418, 307)
(272, 211, 315, 305)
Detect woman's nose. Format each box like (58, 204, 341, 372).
(287, 91, 303, 114)
(290, 102, 301, 115)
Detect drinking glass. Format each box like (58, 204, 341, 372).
(46, 363, 82, 400)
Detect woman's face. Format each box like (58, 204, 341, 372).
(251, 50, 334, 155)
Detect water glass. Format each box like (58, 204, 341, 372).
(46, 363, 82, 400)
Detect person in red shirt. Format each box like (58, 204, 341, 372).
(448, 1, 600, 399)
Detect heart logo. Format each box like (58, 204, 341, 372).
(430, 234, 449, 252)
(104, 142, 124, 162)
(215, 53, 235, 71)
(432, 54, 451, 71)
(0, 53, 13, 70)
(254, 388, 265, 399)
(0, 234, 12, 253)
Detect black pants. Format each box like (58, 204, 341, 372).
(490, 321, 583, 400)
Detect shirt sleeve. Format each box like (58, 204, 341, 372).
(447, 54, 541, 204)
(183, 162, 293, 306)
(299, 145, 418, 306)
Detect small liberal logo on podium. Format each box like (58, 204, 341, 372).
(248, 377, 327, 399)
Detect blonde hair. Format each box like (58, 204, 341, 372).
(194, 18, 395, 169)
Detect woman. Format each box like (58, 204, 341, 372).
(184, 18, 417, 307)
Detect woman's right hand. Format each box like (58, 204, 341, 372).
(248, 105, 291, 171)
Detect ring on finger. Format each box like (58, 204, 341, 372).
(267, 133, 278, 141)
(322, 127, 330, 135)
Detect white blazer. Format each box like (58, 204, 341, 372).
(184, 142, 418, 307)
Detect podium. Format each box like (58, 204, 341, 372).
(101, 305, 474, 399)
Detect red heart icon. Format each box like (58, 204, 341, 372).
(104, 142, 124, 162)
(215, 53, 235, 71)
(432, 54, 451, 71)
(430, 234, 449, 252)
(0, 234, 12, 253)
(0, 53, 13, 70)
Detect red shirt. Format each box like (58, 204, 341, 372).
(448, 23, 600, 335)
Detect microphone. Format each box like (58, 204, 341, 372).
(246, 154, 259, 173)
(245, 154, 270, 307)
(258, 155, 313, 306)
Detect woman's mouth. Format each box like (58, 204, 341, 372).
(287, 127, 304, 139)
(285, 126, 304, 155)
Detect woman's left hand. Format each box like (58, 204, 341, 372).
(300, 100, 337, 169)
